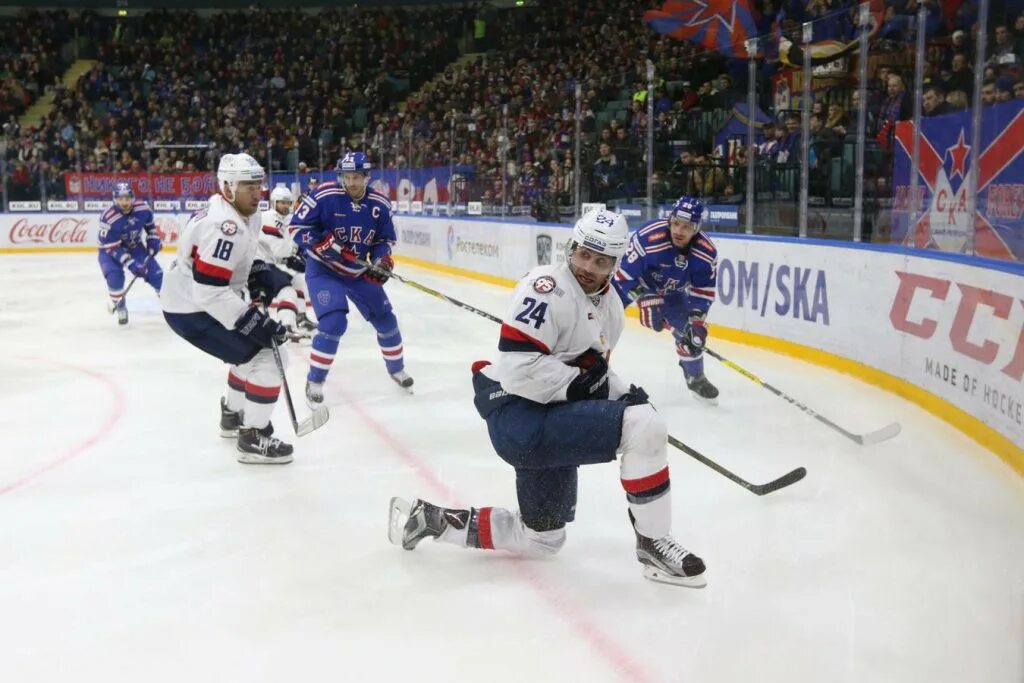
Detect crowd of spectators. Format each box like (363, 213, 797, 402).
(3, 0, 1024, 217)
(2, 5, 471, 201)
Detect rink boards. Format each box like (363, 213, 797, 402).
(389, 215, 1024, 470)
(1, 210, 1021, 471)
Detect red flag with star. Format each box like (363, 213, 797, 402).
(644, 0, 760, 59)
(892, 102, 1024, 261)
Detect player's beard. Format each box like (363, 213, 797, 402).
(570, 263, 607, 294)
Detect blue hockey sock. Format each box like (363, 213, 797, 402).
(377, 325, 404, 375)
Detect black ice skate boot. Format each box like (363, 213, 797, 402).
(388, 497, 469, 550)
(219, 397, 244, 438)
(296, 311, 318, 333)
(631, 512, 707, 588)
(305, 379, 324, 407)
(685, 372, 719, 406)
(236, 423, 294, 464)
(116, 300, 128, 326)
(390, 370, 414, 392)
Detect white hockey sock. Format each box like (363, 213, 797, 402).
(619, 404, 672, 539)
(274, 286, 298, 328)
(440, 506, 565, 557)
(236, 348, 283, 429)
(225, 369, 246, 413)
(292, 273, 308, 315)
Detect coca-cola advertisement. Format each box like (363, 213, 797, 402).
(0, 213, 186, 249)
(7, 216, 91, 245)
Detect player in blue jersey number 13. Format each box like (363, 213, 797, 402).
(613, 196, 720, 404)
(388, 209, 707, 588)
(290, 151, 412, 406)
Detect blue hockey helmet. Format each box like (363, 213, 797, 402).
(112, 181, 134, 201)
(336, 151, 372, 174)
(670, 195, 703, 227)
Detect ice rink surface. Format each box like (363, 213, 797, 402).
(1, 253, 1022, 683)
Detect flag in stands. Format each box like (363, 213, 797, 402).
(644, 0, 759, 59)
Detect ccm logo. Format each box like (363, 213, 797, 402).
(889, 271, 1023, 381)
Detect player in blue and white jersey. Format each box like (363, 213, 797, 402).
(97, 182, 163, 325)
(613, 196, 720, 403)
(290, 151, 412, 405)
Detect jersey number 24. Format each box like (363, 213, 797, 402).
(515, 297, 548, 329)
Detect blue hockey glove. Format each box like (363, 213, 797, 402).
(618, 384, 650, 407)
(365, 253, 394, 285)
(681, 315, 708, 354)
(127, 258, 148, 278)
(636, 294, 666, 331)
(235, 306, 288, 348)
(566, 350, 610, 402)
(146, 235, 162, 256)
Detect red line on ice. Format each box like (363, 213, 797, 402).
(343, 394, 655, 683)
(0, 359, 125, 497)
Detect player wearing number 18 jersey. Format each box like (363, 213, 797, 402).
(161, 153, 294, 464)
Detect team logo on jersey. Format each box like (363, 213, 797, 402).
(317, 290, 331, 306)
(220, 221, 239, 236)
(674, 254, 688, 269)
(533, 275, 556, 293)
(536, 234, 552, 265)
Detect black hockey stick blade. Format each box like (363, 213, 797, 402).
(748, 466, 808, 496)
(667, 435, 806, 496)
(294, 405, 330, 437)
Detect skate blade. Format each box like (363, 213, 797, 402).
(235, 451, 294, 465)
(295, 406, 330, 437)
(689, 392, 718, 407)
(390, 377, 414, 395)
(220, 428, 239, 438)
(642, 565, 707, 588)
(387, 497, 411, 547)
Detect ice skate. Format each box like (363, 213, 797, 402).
(295, 311, 318, 333)
(219, 397, 244, 438)
(635, 530, 707, 588)
(305, 379, 324, 407)
(388, 497, 466, 550)
(390, 369, 414, 393)
(685, 373, 719, 406)
(236, 423, 293, 464)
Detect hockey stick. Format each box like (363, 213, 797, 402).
(108, 256, 150, 314)
(265, 311, 330, 437)
(373, 261, 804, 495)
(625, 289, 900, 446)
(701, 347, 901, 446)
(667, 435, 806, 495)
(375, 265, 503, 324)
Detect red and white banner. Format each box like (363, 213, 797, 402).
(65, 172, 217, 199)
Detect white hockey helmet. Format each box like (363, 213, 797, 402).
(217, 153, 265, 195)
(269, 185, 293, 203)
(569, 208, 630, 259)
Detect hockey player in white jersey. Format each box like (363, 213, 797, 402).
(389, 209, 707, 587)
(258, 185, 316, 336)
(161, 153, 295, 464)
